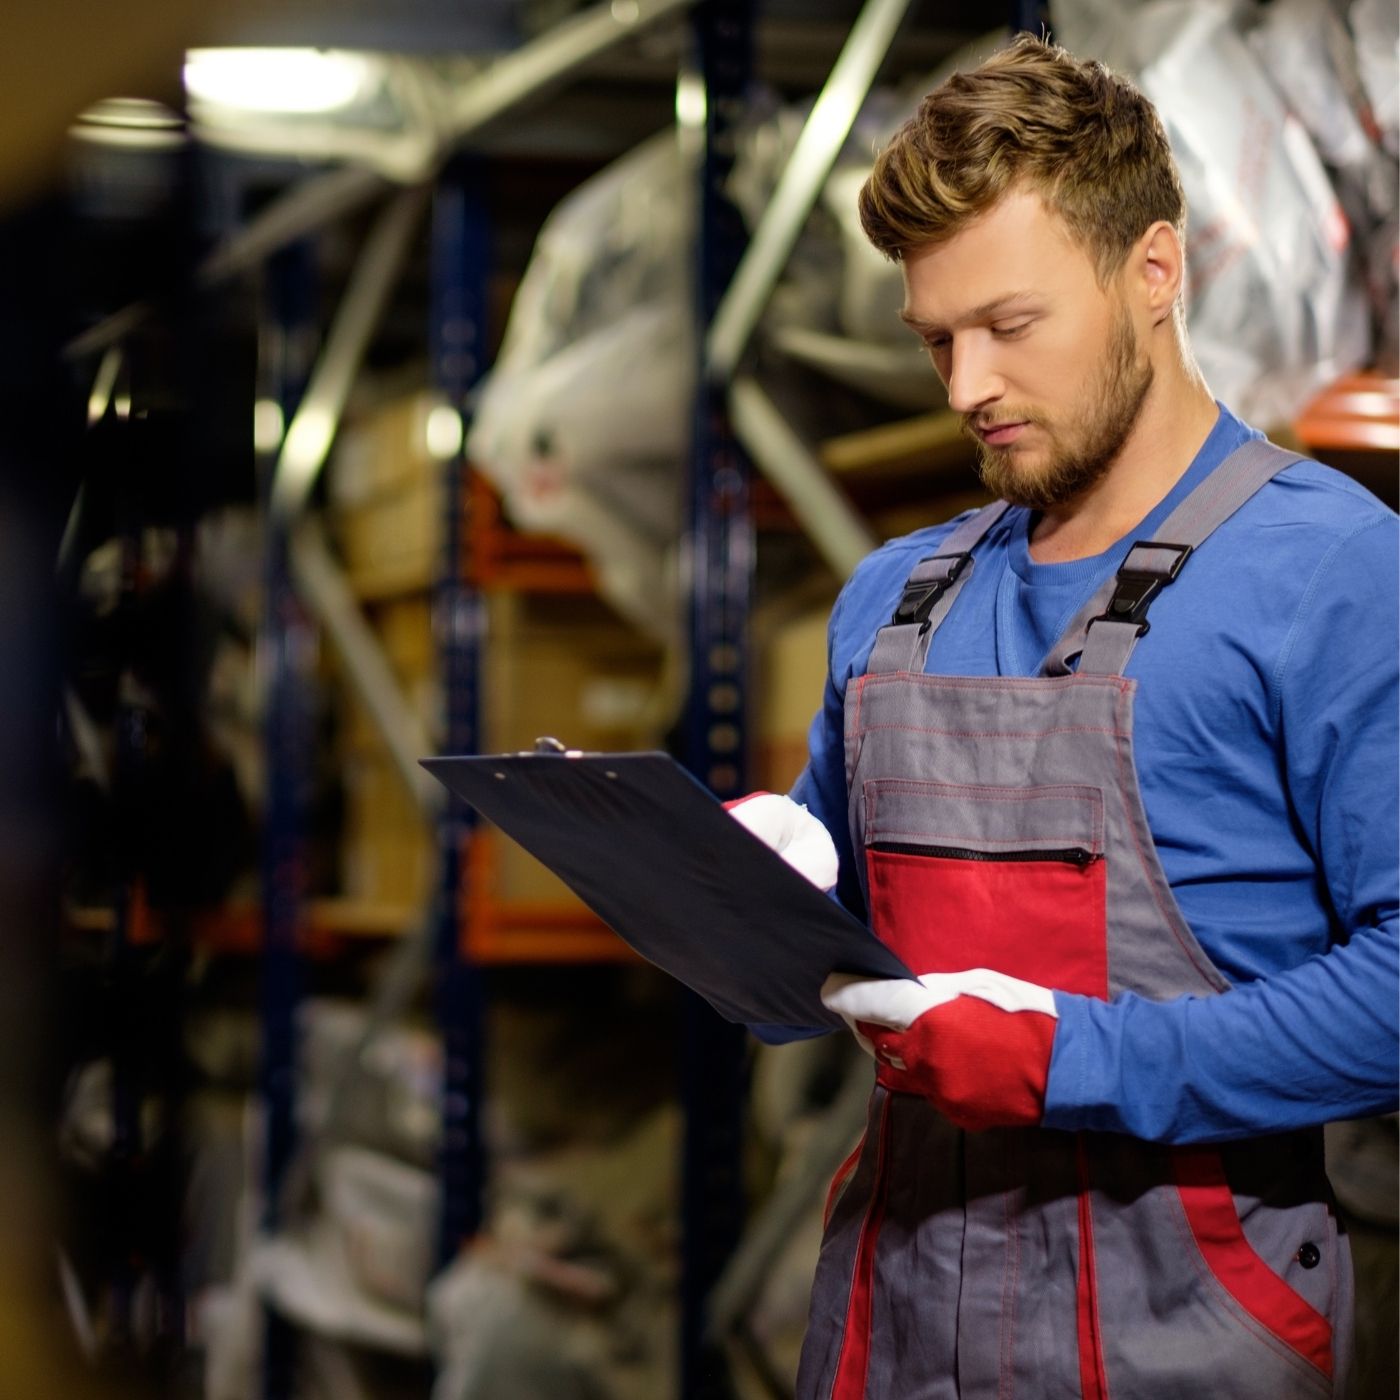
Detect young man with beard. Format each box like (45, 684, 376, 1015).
(739, 33, 1399, 1400)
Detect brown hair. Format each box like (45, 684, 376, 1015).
(859, 34, 1185, 281)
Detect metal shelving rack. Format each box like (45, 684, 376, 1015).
(242, 2, 961, 1392)
(47, 1, 1028, 1391)
(190, 3, 1033, 1394)
(240, 7, 763, 1392)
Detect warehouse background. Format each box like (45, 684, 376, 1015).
(0, 1, 1395, 1397)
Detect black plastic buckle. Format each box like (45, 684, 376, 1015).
(1093, 540, 1193, 636)
(891, 552, 972, 626)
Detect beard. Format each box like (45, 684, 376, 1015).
(968, 306, 1154, 511)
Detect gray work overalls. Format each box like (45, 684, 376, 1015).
(796, 441, 1353, 1399)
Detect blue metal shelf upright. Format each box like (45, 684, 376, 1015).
(428, 159, 490, 1268)
(681, 3, 756, 1396)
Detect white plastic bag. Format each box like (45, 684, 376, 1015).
(1055, 0, 1371, 423)
(467, 132, 691, 640)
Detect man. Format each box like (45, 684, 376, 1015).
(744, 34, 1398, 1400)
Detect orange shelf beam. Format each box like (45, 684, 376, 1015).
(1293, 372, 1400, 454)
(463, 471, 598, 593)
(459, 830, 641, 966)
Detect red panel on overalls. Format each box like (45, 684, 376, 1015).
(865, 848, 1107, 994)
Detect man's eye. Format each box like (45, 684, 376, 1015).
(923, 336, 950, 352)
(991, 322, 1031, 339)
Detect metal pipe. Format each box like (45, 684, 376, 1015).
(269, 185, 429, 525)
(445, 0, 691, 132)
(289, 520, 441, 818)
(199, 165, 389, 291)
(704, 0, 913, 383)
(729, 376, 876, 577)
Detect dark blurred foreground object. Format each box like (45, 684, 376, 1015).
(1326, 1116, 1400, 1400)
(0, 3, 269, 1392)
(0, 188, 141, 1400)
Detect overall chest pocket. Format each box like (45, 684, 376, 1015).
(861, 780, 1108, 999)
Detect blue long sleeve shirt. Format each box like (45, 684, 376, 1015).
(788, 405, 1399, 1143)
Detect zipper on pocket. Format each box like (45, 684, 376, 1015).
(870, 841, 1099, 866)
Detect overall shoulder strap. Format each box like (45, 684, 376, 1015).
(866, 499, 1011, 676)
(1042, 438, 1304, 677)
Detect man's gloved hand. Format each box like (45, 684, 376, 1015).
(821, 968, 1058, 1131)
(725, 791, 839, 892)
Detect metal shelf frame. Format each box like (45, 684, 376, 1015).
(680, 12, 757, 1396)
(79, 2, 1035, 1394)
(427, 156, 490, 1267)
(241, 2, 934, 1393)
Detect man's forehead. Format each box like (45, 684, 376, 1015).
(897, 192, 1091, 330)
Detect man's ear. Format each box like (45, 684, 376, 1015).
(1137, 221, 1186, 326)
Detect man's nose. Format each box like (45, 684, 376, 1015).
(944, 336, 1003, 416)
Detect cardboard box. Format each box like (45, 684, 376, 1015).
(331, 394, 436, 509)
(482, 592, 665, 905)
(334, 473, 441, 597)
(330, 393, 446, 596)
(340, 750, 434, 907)
(340, 596, 439, 755)
(338, 590, 665, 910)
(753, 595, 837, 794)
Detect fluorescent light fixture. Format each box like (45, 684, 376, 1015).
(184, 48, 376, 115)
(425, 405, 464, 461)
(675, 71, 706, 130)
(254, 398, 285, 454)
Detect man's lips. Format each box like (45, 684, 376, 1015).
(974, 420, 1029, 447)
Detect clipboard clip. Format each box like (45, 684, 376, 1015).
(531, 736, 588, 758)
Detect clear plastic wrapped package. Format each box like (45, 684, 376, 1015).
(1249, 0, 1386, 207)
(466, 133, 691, 641)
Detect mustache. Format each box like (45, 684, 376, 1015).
(959, 412, 1040, 442)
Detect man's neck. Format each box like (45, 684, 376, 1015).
(1028, 371, 1220, 564)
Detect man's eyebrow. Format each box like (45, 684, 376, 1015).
(899, 293, 1041, 336)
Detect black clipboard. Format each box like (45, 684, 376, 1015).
(420, 750, 912, 1029)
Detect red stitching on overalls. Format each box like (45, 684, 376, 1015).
(868, 780, 1102, 804)
(1076, 1138, 1112, 1400)
(1162, 1164, 1331, 1386)
(828, 1094, 894, 1400)
(862, 781, 1106, 852)
(1108, 687, 1224, 992)
(863, 790, 1093, 852)
(854, 722, 1125, 741)
(861, 672, 1124, 695)
(869, 830, 1095, 847)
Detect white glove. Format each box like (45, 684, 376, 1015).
(725, 791, 839, 892)
(821, 967, 1057, 1035)
(820, 968, 1059, 1131)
